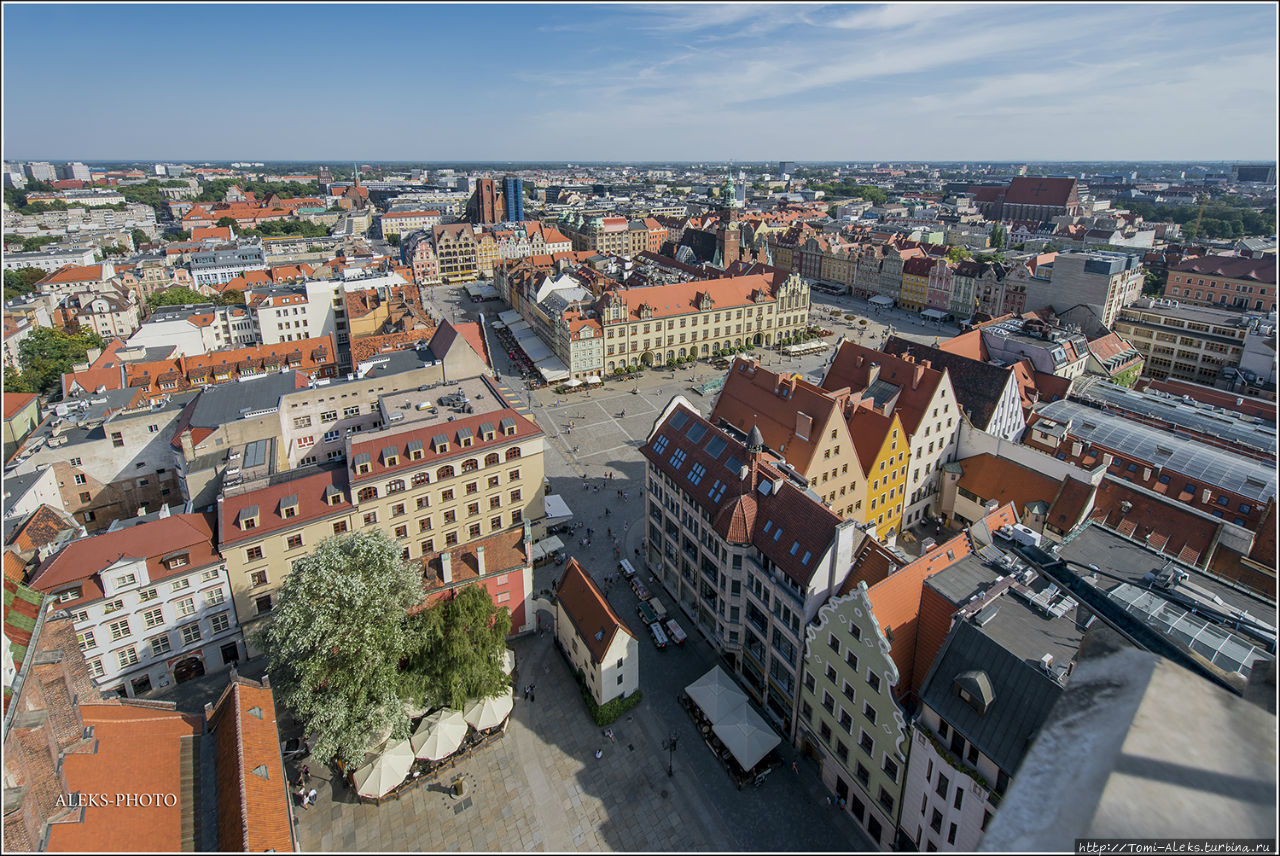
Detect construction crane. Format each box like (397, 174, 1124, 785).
(1191, 193, 1208, 239)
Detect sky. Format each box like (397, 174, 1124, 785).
(3, 2, 1277, 162)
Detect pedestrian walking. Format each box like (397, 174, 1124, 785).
(595, 749, 603, 759)
(524, 685, 530, 700)
(791, 760, 799, 774)
(302, 764, 310, 784)
(306, 788, 318, 808)
(529, 686, 536, 703)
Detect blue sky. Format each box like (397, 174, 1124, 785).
(3, 3, 1276, 162)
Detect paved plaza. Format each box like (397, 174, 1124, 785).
(163, 286, 905, 851)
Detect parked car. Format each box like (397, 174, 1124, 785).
(665, 618, 687, 645)
(638, 601, 659, 624)
(648, 621, 669, 649)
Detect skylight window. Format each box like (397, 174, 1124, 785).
(790, 541, 800, 555)
(688, 462, 706, 486)
(773, 528, 783, 541)
(652, 434, 670, 455)
(706, 436, 728, 458)
(686, 422, 707, 443)
(709, 479, 728, 503)
(801, 550, 812, 565)
(763, 519, 773, 533)
(670, 448, 687, 470)
(669, 410, 690, 430)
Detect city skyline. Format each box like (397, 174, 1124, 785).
(3, 3, 1276, 162)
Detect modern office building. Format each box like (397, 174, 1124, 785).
(503, 175, 525, 223)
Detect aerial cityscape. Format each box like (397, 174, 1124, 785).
(1, 2, 1277, 854)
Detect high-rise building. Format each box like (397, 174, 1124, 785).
(467, 177, 503, 224)
(62, 161, 91, 181)
(778, 160, 796, 178)
(503, 175, 524, 223)
(25, 161, 56, 182)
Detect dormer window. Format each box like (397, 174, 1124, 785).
(433, 433, 450, 454)
(353, 452, 372, 475)
(280, 494, 299, 519)
(479, 423, 496, 442)
(324, 484, 344, 505)
(953, 670, 994, 715)
(457, 428, 474, 448)
(165, 553, 189, 570)
(382, 446, 400, 467)
(499, 417, 517, 437)
(238, 506, 259, 530)
(407, 439, 424, 460)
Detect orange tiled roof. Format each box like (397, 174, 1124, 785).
(208, 679, 295, 852)
(601, 273, 776, 322)
(36, 264, 107, 287)
(956, 453, 1061, 516)
(46, 704, 203, 852)
(555, 558, 635, 664)
(821, 341, 947, 436)
(9, 504, 77, 553)
(3, 391, 38, 421)
(710, 359, 840, 475)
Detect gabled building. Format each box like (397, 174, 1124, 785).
(555, 557, 640, 706)
(640, 399, 864, 739)
(883, 337, 1026, 442)
(26, 512, 243, 699)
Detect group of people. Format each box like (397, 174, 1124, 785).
(522, 683, 536, 703)
(295, 765, 318, 808)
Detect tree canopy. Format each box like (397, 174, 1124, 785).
(807, 179, 888, 206)
(400, 585, 511, 711)
(236, 219, 330, 239)
(1121, 196, 1275, 240)
(146, 286, 214, 309)
(946, 246, 972, 262)
(4, 267, 47, 301)
(256, 530, 426, 768)
(131, 228, 151, 248)
(15, 326, 107, 397)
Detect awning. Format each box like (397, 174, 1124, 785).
(544, 494, 573, 521)
(506, 320, 532, 334)
(685, 666, 749, 724)
(490, 320, 506, 330)
(527, 535, 565, 561)
(713, 706, 781, 771)
(870, 295, 895, 307)
(564, 378, 583, 388)
(498, 309, 522, 325)
(535, 354, 572, 382)
(584, 375, 602, 384)
(921, 308, 949, 320)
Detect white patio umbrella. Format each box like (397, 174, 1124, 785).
(352, 737, 415, 798)
(411, 709, 469, 761)
(502, 648, 516, 675)
(463, 687, 515, 730)
(564, 377, 583, 388)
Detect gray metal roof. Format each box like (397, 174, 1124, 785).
(499, 417, 516, 432)
(187, 372, 299, 429)
(925, 555, 1002, 606)
(478, 423, 495, 437)
(919, 620, 1068, 776)
(1070, 377, 1276, 455)
(382, 445, 399, 460)
(242, 439, 269, 470)
(1037, 400, 1276, 502)
(279, 494, 298, 510)
(865, 378, 901, 410)
(352, 452, 371, 466)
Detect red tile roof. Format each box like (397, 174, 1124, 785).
(28, 513, 221, 608)
(1168, 254, 1276, 285)
(821, 340, 948, 436)
(555, 558, 635, 664)
(9, 504, 78, 553)
(208, 678, 295, 853)
(46, 703, 204, 852)
(191, 226, 234, 241)
(956, 453, 1061, 515)
(600, 273, 777, 322)
(35, 264, 110, 287)
(1003, 176, 1078, 207)
(219, 467, 352, 547)
(710, 359, 841, 474)
(3, 392, 38, 421)
(1087, 480, 1220, 567)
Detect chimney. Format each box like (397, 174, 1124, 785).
(912, 363, 925, 390)
(441, 552, 452, 584)
(476, 545, 486, 577)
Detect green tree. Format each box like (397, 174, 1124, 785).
(4, 364, 33, 395)
(4, 267, 47, 301)
(131, 228, 150, 248)
(385, 233, 401, 247)
(400, 585, 511, 711)
(99, 243, 129, 257)
(989, 223, 1006, 249)
(256, 530, 424, 768)
(946, 246, 972, 263)
(168, 229, 191, 242)
(218, 289, 244, 306)
(17, 327, 107, 396)
(147, 286, 210, 309)
(216, 216, 238, 228)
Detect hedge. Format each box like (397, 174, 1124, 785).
(575, 668, 643, 726)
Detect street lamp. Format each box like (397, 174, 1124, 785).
(663, 731, 679, 777)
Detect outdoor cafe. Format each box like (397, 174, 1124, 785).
(680, 666, 782, 789)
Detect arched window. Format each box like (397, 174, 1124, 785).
(484, 453, 500, 466)
(505, 447, 522, 461)
(436, 465, 454, 480)
(412, 472, 428, 487)
(462, 458, 479, 473)
(357, 486, 378, 502)
(387, 479, 405, 494)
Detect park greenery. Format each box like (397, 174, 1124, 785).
(146, 286, 242, 309)
(13, 327, 108, 397)
(4, 267, 46, 300)
(257, 530, 510, 768)
(1123, 196, 1275, 240)
(4, 233, 60, 253)
(805, 179, 888, 206)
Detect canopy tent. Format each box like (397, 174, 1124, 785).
(583, 375, 602, 385)
(564, 378, 583, 388)
(685, 666, 750, 724)
(783, 341, 829, 356)
(490, 320, 506, 330)
(513, 328, 554, 362)
(527, 535, 564, 562)
(921, 308, 950, 321)
(712, 707, 781, 772)
(536, 355, 572, 382)
(544, 494, 573, 522)
(506, 320, 532, 334)
(410, 709, 469, 761)
(498, 309, 523, 325)
(870, 295, 895, 308)
(502, 648, 516, 675)
(463, 688, 514, 731)
(353, 738, 415, 798)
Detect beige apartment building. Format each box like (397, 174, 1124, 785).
(433, 223, 479, 282)
(1112, 298, 1249, 385)
(597, 272, 811, 372)
(218, 374, 546, 648)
